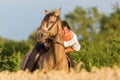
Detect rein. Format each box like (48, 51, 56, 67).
(49, 37, 64, 47)
(47, 18, 64, 47)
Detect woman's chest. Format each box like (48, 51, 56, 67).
(64, 39, 75, 47)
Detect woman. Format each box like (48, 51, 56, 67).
(62, 21, 80, 53)
(62, 21, 81, 67)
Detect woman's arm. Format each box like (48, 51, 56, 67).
(64, 31, 81, 53)
(65, 47, 75, 53)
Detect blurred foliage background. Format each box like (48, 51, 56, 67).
(0, 3, 120, 71)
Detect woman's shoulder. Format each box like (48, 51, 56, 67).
(70, 30, 76, 34)
(70, 31, 77, 38)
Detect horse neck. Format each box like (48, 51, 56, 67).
(53, 24, 65, 62)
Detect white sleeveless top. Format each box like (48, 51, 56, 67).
(63, 31, 81, 51)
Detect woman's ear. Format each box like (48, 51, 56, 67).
(55, 7, 61, 16)
(45, 10, 49, 15)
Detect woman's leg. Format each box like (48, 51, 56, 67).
(66, 53, 74, 68)
(24, 42, 44, 71)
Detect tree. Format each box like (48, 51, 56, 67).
(65, 6, 101, 41)
(100, 2, 120, 32)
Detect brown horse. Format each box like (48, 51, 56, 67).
(20, 8, 71, 72)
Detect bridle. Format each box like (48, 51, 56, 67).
(39, 16, 64, 47)
(47, 18, 58, 31)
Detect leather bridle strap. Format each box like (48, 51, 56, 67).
(47, 19, 58, 31)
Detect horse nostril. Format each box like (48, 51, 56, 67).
(40, 34, 43, 38)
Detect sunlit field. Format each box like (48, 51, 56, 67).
(0, 65, 120, 80)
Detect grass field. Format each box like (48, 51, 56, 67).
(0, 65, 120, 80)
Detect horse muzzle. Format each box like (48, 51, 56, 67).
(37, 30, 50, 43)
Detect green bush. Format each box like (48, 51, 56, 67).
(0, 40, 30, 71)
(71, 37, 120, 71)
(0, 51, 22, 71)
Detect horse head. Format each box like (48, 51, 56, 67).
(37, 8, 61, 43)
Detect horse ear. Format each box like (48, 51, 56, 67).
(45, 10, 49, 15)
(55, 7, 61, 16)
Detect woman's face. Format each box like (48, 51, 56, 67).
(63, 26, 69, 35)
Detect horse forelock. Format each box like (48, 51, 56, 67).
(40, 13, 60, 29)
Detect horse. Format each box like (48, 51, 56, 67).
(20, 8, 72, 72)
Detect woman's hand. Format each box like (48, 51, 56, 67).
(65, 47, 74, 53)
